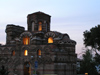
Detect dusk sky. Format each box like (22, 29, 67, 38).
(0, 0, 100, 57)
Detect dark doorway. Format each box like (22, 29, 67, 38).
(24, 62, 31, 75)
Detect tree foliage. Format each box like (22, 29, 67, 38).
(94, 53, 100, 64)
(0, 65, 9, 75)
(83, 25, 100, 64)
(83, 25, 100, 52)
(79, 50, 98, 75)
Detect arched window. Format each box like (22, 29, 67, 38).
(48, 37, 53, 43)
(38, 22, 42, 31)
(12, 50, 15, 56)
(37, 49, 41, 56)
(24, 50, 28, 56)
(23, 36, 30, 45)
(32, 22, 34, 31)
(37, 49, 41, 58)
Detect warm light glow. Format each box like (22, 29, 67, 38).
(38, 49, 41, 56)
(12, 50, 15, 56)
(29, 63, 31, 73)
(39, 22, 42, 24)
(23, 37, 30, 45)
(48, 37, 53, 43)
(24, 50, 28, 56)
(85, 73, 88, 75)
(38, 22, 42, 31)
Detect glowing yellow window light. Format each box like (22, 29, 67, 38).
(48, 37, 53, 43)
(85, 73, 88, 75)
(23, 37, 30, 45)
(38, 22, 42, 31)
(12, 50, 15, 56)
(38, 49, 41, 56)
(24, 50, 28, 56)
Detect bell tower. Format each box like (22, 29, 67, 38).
(27, 11, 51, 33)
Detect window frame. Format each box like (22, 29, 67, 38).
(23, 36, 30, 45)
(32, 22, 34, 31)
(38, 22, 42, 31)
(24, 50, 28, 56)
(48, 37, 53, 43)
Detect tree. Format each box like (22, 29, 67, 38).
(94, 53, 100, 64)
(83, 25, 100, 53)
(83, 25, 100, 64)
(79, 50, 98, 75)
(0, 65, 9, 75)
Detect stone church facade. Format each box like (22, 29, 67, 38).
(0, 12, 77, 75)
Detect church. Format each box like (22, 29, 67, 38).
(0, 11, 77, 75)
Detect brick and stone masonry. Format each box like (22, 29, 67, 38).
(0, 11, 77, 75)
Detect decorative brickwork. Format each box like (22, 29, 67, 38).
(0, 11, 77, 75)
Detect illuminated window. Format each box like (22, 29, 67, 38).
(85, 73, 88, 75)
(37, 49, 41, 56)
(24, 50, 28, 56)
(32, 22, 34, 31)
(37, 49, 41, 58)
(48, 37, 53, 43)
(23, 36, 30, 45)
(12, 50, 15, 56)
(38, 22, 42, 31)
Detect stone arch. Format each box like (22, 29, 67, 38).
(20, 31, 32, 39)
(20, 32, 32, 45)
(44, 32, 56, 44)
(44, 31, 56, 38)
